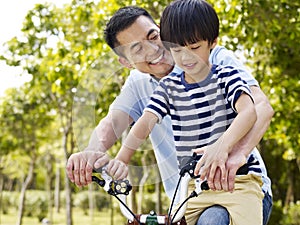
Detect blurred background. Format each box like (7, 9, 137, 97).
(0, 0, 299, 224)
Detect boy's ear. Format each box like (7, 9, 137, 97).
(119, 57, 133, 69)
(211, 38, 218, 49)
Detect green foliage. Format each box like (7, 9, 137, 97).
(269, 200, 284, 225)
(73, 190, 110, 214)
(24, 191, 48, 221)
(282, 202, 300, 225)
(0, 191, 48, 221)
(269, 200, 300, 225)
(141, 191, 169, 214)
(0, 192, 17, 214)
(0, 0, 299, 223)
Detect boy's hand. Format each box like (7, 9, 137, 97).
(66, 151, 110, 187)
(106, 159, 128, 180)
(193, 140, 229, 191)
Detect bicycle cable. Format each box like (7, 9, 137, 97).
(167, 175, 183, 225)
(113, 194, 142, 225)
(170, 191, 198, 224)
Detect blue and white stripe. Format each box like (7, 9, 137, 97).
(146, 64, 261, 176)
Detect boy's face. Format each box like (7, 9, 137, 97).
(170, 40, 217, 82)
(116, 16, 174, 79)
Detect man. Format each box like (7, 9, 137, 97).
(66, 6, 273, 225)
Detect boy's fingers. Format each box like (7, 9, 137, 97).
(192, 147, 205, 154)
(94, 153, 110, 168)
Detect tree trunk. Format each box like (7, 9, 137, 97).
(63, 133, 73, 225)
(128, 170, 138, 214)
(155, 170, 162, 214)
(88, 184, 94, 222)
(54, 161, 61, 213)
(284, 162, 295, 208)
(110, 195, 114, 225)
(0, 171, 3, 225)
(16, 159, 35, 225)
(46, 154, 53, 224)
(137, 159, 150, 214)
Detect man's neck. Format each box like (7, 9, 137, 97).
(150, 65, 175, 81)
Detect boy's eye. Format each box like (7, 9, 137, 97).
(190, 45, 200, 50)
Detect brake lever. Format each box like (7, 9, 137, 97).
(179, 153, 209, 194)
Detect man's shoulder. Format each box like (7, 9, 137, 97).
(123, 69, 153, 88)
(127, 69, 150, 80)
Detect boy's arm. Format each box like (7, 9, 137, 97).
(194, 93, 257, 189)
(107, 111, 159, 179)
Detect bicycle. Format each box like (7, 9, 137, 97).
(91, 153, 251, 225)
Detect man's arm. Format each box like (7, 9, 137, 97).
(233, 86, 274, 152)
(213, 86, 274, 191)
(66, 110, 133, 186)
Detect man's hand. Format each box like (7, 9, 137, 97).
(211, 151, 247, 192)
(66, 151, 110, 187)
(106, 159, 128, 180)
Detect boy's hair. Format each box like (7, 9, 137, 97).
(104, 6, 156, 57)
(160, 0, 219, 49)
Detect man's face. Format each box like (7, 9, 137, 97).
(116, 16, 174, 79)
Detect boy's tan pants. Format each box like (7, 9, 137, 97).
(181, 174, 264, 225)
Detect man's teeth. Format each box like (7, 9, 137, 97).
(150, 54, 163, 64)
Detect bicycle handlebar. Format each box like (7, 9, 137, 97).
(91, 154, 207, 224)
(92, 153, 251, 225)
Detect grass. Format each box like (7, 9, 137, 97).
(0, 207, 127, 225)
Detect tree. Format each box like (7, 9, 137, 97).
(0, 85, 53, 225)
(1, 0, 299, 224)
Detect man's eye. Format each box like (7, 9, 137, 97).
(171, 48, 181, 53)
(150, 34, 159, 40)
(133, 45, 142, 53)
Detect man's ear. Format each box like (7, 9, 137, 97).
(119, 57, 133, 69)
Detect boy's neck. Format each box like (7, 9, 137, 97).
(184, 63, 212, 84)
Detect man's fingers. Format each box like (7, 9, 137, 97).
(221, 168, 229, 192)
(78, 156, 88, 186)
(66, 157, 75, 182)
(72, 157, 82, 186)
(228, 168, 236, 192)
(212, 168, 221, 191)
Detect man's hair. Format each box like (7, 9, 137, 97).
(104, 6, 156, 57)
(160, 0, 219, 49)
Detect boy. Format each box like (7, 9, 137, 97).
(107, 1, 264, 224)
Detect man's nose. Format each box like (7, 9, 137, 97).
(143, 40, 160, 54)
